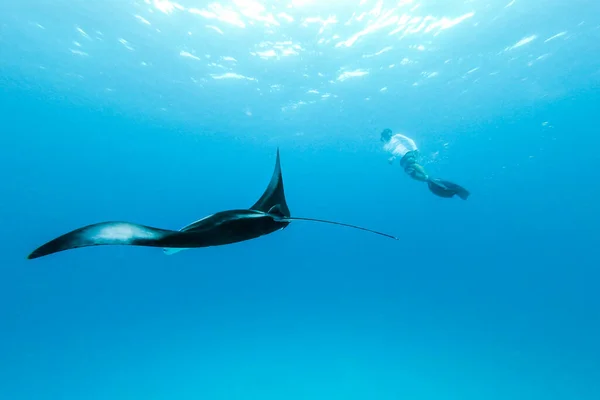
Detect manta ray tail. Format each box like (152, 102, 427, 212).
(290, 217, 399, 240)
(271, 214, 398, 241)
(27, 221, 180, 260)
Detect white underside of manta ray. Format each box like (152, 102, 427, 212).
(162, 216, 212, 255)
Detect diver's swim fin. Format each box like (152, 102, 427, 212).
(427, 178, 470, 200)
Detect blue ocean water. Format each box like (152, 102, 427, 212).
(1, 0, 599, 399)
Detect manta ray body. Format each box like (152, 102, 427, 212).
(27, 149, 397, 260)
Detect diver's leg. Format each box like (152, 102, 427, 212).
(407, 164, 429, 182)
(401, 152, 429, 182)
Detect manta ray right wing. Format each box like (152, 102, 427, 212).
(250, 148, 291, 217)
(165, 148, 292, 256)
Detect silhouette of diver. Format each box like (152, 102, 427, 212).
(380, 128, 470, 200)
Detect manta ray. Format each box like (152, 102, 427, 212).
(27, 149, 398, 260)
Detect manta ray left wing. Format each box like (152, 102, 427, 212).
(27, 221, 188, 260)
